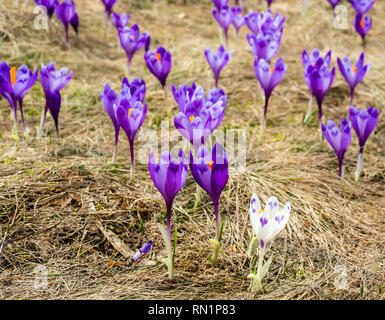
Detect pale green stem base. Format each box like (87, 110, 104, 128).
(304, 96, 314, 124)
(355, 151, 363, 181)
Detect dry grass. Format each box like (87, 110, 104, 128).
(0, 0, 384, 300)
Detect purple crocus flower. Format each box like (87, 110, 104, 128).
(327, 0, 341, 9)
(70, 5, 79, 36)
(131, 240, 153, 264)
(189, 143, 228, 245)
(111, 12, 130, 29)
(230, 6, 245, 37)
(204, 45, 233, 88)
(212, 0, 229, 10)
(212, 6, 232, 47)
(39, 62, 73, 139)
(302, 49, 335, 125)
(148, 150, 188, 280)
(118, 24, 150, 75)
(172, 84, 226, 150)
(322, 117, 351, 178)
(144, 46, 172, 89)
(254, 57, 287, 129)
(0, 63, 38, 134)
(337, 53, 371, 105)
(247, 32, 281, 62)
(354, 14, 372, 47)
(54, 0, 76, 50)
(266, 0, 275, 8)
(101, 0, 117, 18)
(114, 98, 147, 180)
(100, 78, 146, 163)
(34, 0, 58, 18)
(349, 106, 378, 180)
(350, 0, 375, 15)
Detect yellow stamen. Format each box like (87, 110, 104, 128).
(10, 67, 16, 86)
(128, 108, 133, 118)
(189, 115, 195, 123)
(352, 66, 357, 74)
(270, 67, 274, 73)
(259, 209, 264, 214)
(207, 161, 214, 171)
(156, 53, 161, 62)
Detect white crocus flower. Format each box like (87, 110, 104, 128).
(247, 194, 291, 292)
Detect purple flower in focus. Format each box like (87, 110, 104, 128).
(350, 0, 375, 15)
(322, 117, 351, 178)
(254, 57, 287, 128)
(144, 46, 172, 88)
(55, 0, 77, 50)
(354, 14, 372, 47)
(230, 6, 245, 36)
(111, 12, 130, 29)
(212, 0, 229, 10)
(349, 106, 378, 180)
(101, 0, 117, 18)
(34, 0, 58, 18)
(337, 53, 371, 105)
(189, 143, 229, 241)
(212, 6, 232, 47)
(148, 150, 188, 280)
(39, 62, 73, 139)
(327, 0, 341, 9)
(0, 63, 38, 134)
(100, 78, 146, 163)
(118, 24, 150, 75)
(204, 45, 233, 88)
(131, 240, 153, 264)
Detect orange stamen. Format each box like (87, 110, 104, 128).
(207, 161, 214, 171)
(156, 53, 161, 63)
(10, 67, 16, 86)
(189, 115, 195, 123)
(259, 209, 264, 214)
(131, 35, 135, 39)
(352, 66, 357, 74)
(360, 19, 364, 29)
(270, 67, 274, 73)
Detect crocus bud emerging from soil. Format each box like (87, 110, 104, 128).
(321, 117, 352, 178)
(131, 240, 153, 264)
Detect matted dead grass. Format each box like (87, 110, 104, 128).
(0, 0, 384, 300)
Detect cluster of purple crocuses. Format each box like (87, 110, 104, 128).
(34, 0, 79, 50)
(0, 61, 72, 140)
(245, 8, 287, 133)
(146, 82, 229, 279)
(301, 47, 377, 179)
